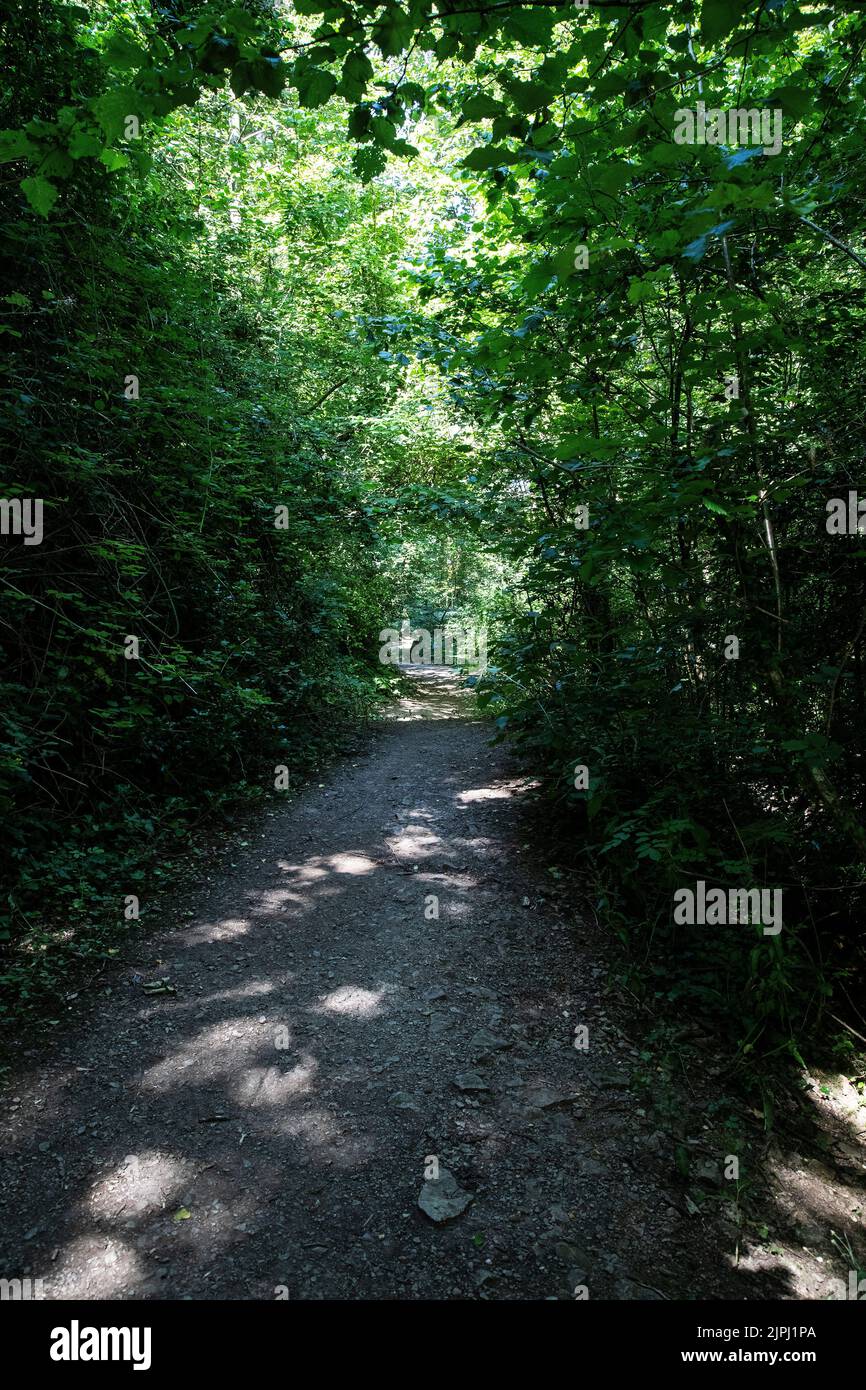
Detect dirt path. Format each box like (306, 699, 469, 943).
(0, 669, 834, 1299)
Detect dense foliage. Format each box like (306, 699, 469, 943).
(2, 0, 864, 1069)
(0, 0, 425, 1011)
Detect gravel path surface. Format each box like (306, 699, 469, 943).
(0, 667, 792, 1299)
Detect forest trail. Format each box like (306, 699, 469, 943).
(0, 670, 806, 1299)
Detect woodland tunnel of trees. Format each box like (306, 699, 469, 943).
(1, 0, 865, 1315)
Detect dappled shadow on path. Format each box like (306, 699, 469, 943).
(0, 668, 862, 1299)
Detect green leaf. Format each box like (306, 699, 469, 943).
(373, 5, 413, 57)
(0, 129, 35, 164)
(530, 122, 559, 150)
(504, 7, 557, 46)
(252, 57, 286, 99)
(92, 89, 140, 140)
(296, 67, 338, 109)
(552, 244, 577, 280)
(103, 32, 147, 70)
(770, 85, 811, 120)
(701, 0, 750, 46)
(461, 144, 513, 171)
(68, 128, 103, 159)
(352, 144, 387, 183)
(21, 175, 58, 216)
(99, 148, 130, 172)
(38, 150, 74, 178)
(462, 93, 506, 120)
(370, 116, 397, 149)
(230, 60, 253, 98)
(505, 79, 556, 114)
(340, 51, 374, 101)
(348, 104, 372, 141)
